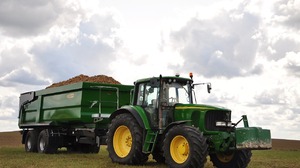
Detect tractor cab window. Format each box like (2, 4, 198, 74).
(162, 80, 191, 106)
(136, 82, 159, 107)
(136, 82, 159, 127)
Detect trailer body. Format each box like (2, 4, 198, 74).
(19, 82, 133, 153)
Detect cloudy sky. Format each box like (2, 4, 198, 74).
(0, 0, 299, 140)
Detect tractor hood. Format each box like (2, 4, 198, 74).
(174, 103, 231, 112)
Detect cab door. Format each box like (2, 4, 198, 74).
(135, 82, 159, 128)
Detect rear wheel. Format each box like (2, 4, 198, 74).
(210, 149, 252, 168)
(25, 130, 38, 152)
(37, 129, 58, 154)
(107, 113, 148, 164)
(163, 125, 208, 168)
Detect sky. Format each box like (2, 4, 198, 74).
(0, 0, 299, 140)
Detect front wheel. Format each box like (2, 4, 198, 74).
(163, 125, 208, 168)
(210, 149, 252, 168)
(107, 113, 148, 165)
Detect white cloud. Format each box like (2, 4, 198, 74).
(0, 68, 50, 86)
(0, 0, 63, 37)
(0, 0, 299, 140)
(0, 120, 19, 132)
(165, 4, 261, 78)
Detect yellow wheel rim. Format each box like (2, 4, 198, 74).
(170, 135, 189, 164)
(216, 152, 234, 163)
(113, 125, 132, 158)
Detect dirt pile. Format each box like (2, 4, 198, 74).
(46, 74, 121, 88)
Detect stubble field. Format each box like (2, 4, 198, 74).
(0, 131, 299, 168)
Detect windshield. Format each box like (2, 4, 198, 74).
(135, 78, 193, 107)
(162, 81, 192, 105)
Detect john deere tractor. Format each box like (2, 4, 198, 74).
(19, 74, 271, 168)
(106, 74, 271, 168)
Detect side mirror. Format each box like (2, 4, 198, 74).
(207, 83, 212, 93)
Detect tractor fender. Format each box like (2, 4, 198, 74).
(110, 105, 151, 130)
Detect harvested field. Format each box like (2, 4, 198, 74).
(0, 131, 300, 168)
(0, 131, 22, 147)
(1, 131, 299, 150)
(46, 74, 121, 88)
(272, 139, 300, 150)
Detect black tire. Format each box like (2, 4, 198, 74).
(25, 130, 38, 152)
(163, 125, 208, 168)
(210, 149, 252, 168)
(152, 135, 165, 163)
(107, 113, 148, 165)
(37, 129, 58, 154)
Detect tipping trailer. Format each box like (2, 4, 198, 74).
(19, 74, 271, 168)
(19, 82, 133, 153)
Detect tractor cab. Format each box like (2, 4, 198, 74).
(133, 75, 195, 128)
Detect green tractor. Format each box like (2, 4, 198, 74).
(18, 74, 271, 167)
(106, 74, 271, 168)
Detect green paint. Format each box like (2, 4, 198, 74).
(236, 127, 272, 149)
(19, 82, 133, 128)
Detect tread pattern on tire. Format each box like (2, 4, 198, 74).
(210, 149, 252, 168)
(107, 113, 148, 165)
(25, 130, 38, 152)
(163, 125, 208, 168)
(37, 129, 58, 154)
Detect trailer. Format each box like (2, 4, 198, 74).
(19, 82, 133, 153)
(19, 74, 271, 168)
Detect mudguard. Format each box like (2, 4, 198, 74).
(110, 105, 151, 129)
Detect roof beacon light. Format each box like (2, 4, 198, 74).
(189, 72, 193, 79)
(175, 73, 180, 77)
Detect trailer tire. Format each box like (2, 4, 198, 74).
(25, 130, 38, 152)
(107, 113, 148, 165)
(163, 125, 208, 168)
(210, 149, 252, 168)
(37, 129, 58, 154)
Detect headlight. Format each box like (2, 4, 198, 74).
(216, 121, 232, 127)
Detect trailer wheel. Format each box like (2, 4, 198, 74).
(210, 149, 252, 168)
(163, 125, 208, 168)
(37, 129, 58, 154)
(25, 130, 38, 152)
(107, 113, 148, 165)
